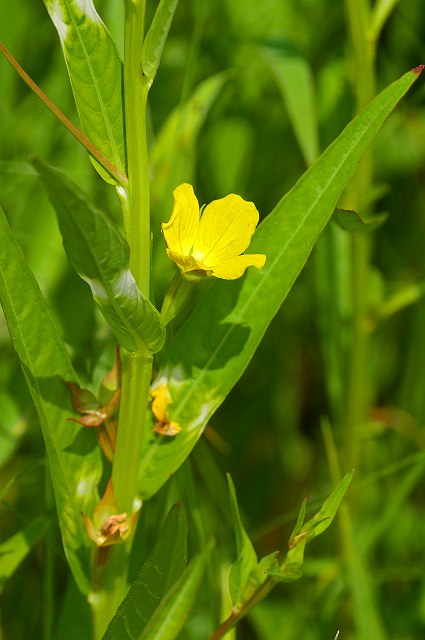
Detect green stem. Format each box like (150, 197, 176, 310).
(113, 349, 152, 513)
(86, 0, 155, 622)
(344, 0, 376, 467)
(123, 0, 151, 296)
(342, 5, 389, 637)
(161, 272, 200, 326)
(89, 545, 130, 639)
(112, 0, 153, 514)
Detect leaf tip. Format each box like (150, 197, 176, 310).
(412, 64, 425, 75)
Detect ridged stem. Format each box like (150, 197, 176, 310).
(344, 0, 376, 467)
(112, 0, 153, 515)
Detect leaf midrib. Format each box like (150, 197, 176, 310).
(0, 254, 73, 486)
(63, 0, 124, 174)
(170, 83, 402, 422)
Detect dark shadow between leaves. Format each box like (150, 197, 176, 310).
(166, 277, 250, 374)
(62, 426, 98, 456)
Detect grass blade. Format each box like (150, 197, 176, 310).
(262, 42, 319, 165)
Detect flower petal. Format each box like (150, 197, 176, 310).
(192, 194, 259, 266)
(162, 184, 200, 256)
(210, 254, 266, 280)
(166, 250, 204, 274)
(151, 383, 173, 423)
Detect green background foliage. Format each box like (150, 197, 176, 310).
(1, 0, 425, 639)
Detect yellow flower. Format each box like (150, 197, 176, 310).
(151, 383, 181, 436)
(162, 183, 266, 280)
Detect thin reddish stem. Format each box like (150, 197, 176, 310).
(0, 41, 128, 188)
(208, 580, 274, 640)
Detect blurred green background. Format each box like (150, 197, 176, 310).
(1, 1, 425, 638)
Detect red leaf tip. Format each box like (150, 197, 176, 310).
(412, 64, 425, 75)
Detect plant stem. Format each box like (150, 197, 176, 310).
(208, 581, 273, 640)
(111, 0, 153, 515)
(161, 272, 200, 326)
(89, 545, 130, 639)
(123, 0, 151, 296)
(113, 349, 152, 513)
(342, 4, 389, 638)
(344, 0, 376, 467)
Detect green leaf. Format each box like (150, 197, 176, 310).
(43, 0, 126, 182)
(262, 42, 319, 165)
(266, 540, 306, 583)
(249, 551, 279, 588)
(103, 503, 188, 639)
(0, 207, 102, 594)
(227, 474, 258, 608)
(267, 471, 354, 583)
(333, 207, 388, 233)
(142, 0, 179, 80)
(139, 539, 214, 640)
(34, 160, 165, 354)
(138, 67, 422, 500)
(289, 498, 307, 540)
(299, 470, 354, 543)
(151, 72, 230, 219)
(0, 516, 51, 592)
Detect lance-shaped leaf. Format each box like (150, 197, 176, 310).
(262, 42, 319, 166)
(0, 207, 102, 594)
(227, 474, 258, 608)
(103, 503, 188, 639)
(151, 72, 230, 221)
(43, 0, 126, 183)
(34, 160, 165, 354)
(138, 539, 214, 640)
(138, 67, 423, 499)
(295, 470, 354, 543)
(267, 471, 354, 582)
(142, 0, 179, 80)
